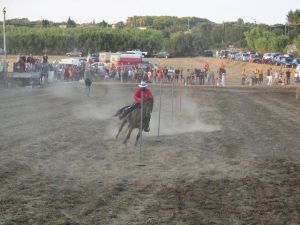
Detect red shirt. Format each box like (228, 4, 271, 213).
(133, 88, 153, 103)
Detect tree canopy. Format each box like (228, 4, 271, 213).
(287, 9, 300, 25)
(0, 14, 299, 56)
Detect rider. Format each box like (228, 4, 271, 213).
(119, 81, 153, 132)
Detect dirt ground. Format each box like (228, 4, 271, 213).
(0, 81, 300, 225)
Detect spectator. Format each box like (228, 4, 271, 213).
(241, 69, 246, 85)
(84, 65, 92, 97)
(267, 68, 273, 86)
(286, 69, 291, 85)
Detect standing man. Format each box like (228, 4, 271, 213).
(84, 64, 92, 97)
(286, 69, 291, 85)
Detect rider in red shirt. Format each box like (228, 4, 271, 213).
(117, 81, 153, 132)
(133, 81, 153, 105)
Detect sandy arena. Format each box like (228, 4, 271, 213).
(0, 81, 300, 225)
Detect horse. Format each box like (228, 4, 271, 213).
(115, 99, 153, 145)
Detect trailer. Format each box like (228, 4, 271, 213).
(110, 52, 142, 68)
(6, 71, 41, 87)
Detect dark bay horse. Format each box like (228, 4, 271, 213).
(115, 99, 153, 145)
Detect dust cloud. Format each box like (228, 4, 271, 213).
(150, 96, 221, 136)
(47, 83, 220, 139)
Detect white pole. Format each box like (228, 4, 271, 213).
(3, 7, 6, 62)
(171, 79, 174, 123)
(3, 7, 7, 80)
(156, 79, 162, 142)
(137, 89, 145, 166)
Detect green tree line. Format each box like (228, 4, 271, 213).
(0, 26, 164, 55)
(0, 14, 299, 56)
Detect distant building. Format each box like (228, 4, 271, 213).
(59, 25, 67, 28)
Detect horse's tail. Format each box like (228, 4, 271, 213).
(113, 105, 130, 118)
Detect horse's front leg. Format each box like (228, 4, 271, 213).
(116, 119, 127, 140)
(134, 129, 142, 146)
(123, 127, 134, 144)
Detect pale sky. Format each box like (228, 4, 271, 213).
(1, 0, 299, 25)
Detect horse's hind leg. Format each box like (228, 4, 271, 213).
(116, 119, 127, 140)
(123, 127, 133, 144)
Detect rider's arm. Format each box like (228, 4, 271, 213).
(133, 89, 141, 102)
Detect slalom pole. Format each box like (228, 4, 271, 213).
(156, 78, 162, 142)
(137, 89, 145, 166)
(171, 78, 174, 123)
(179, 84, 182, 114)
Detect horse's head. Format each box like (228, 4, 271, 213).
(143, 99, 153, 114)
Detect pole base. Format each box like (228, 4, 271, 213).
(155, 137, 162, 142)
(136, 162, 146, 166)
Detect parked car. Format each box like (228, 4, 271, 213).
(127, 49, 148, 57)
(270, 53, 281, 64)
(154, 51, 171, 58)
(66, 49, 82, 57)
(203, 50, 213, 57)
(234, 52, 242, 61)
(249, 54, 262, 63)
(241, 53, 250, 62)
(91, 62, 107, 70)
(292, 58, 300, 68)
(219, 50, 229, 58)
(228, 51, 238, 60)
(263, 53, 272, 60)
(273, 55, 284, 66)
(261, 53, 272, 64)
(138, 61, 154, 69)
(280, 57, 293, 68)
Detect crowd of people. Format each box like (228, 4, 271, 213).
(241, 67, 298, 86)
(13, 54, 300, 88)
(15, 54, 48, 72)
(82, 62, 228, 87)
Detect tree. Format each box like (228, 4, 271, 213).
(42, 20, 50, 28)
(287, 9, 300, 25)
(294, 36, 300, 53)
(244, 27, 288, 53)
(67, 17, 76, 28)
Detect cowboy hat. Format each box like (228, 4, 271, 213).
(138, 81, 148, 88)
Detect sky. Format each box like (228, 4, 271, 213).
(0, 0, 299, 25)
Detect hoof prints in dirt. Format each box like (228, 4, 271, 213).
(136, 159, 300, 225)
